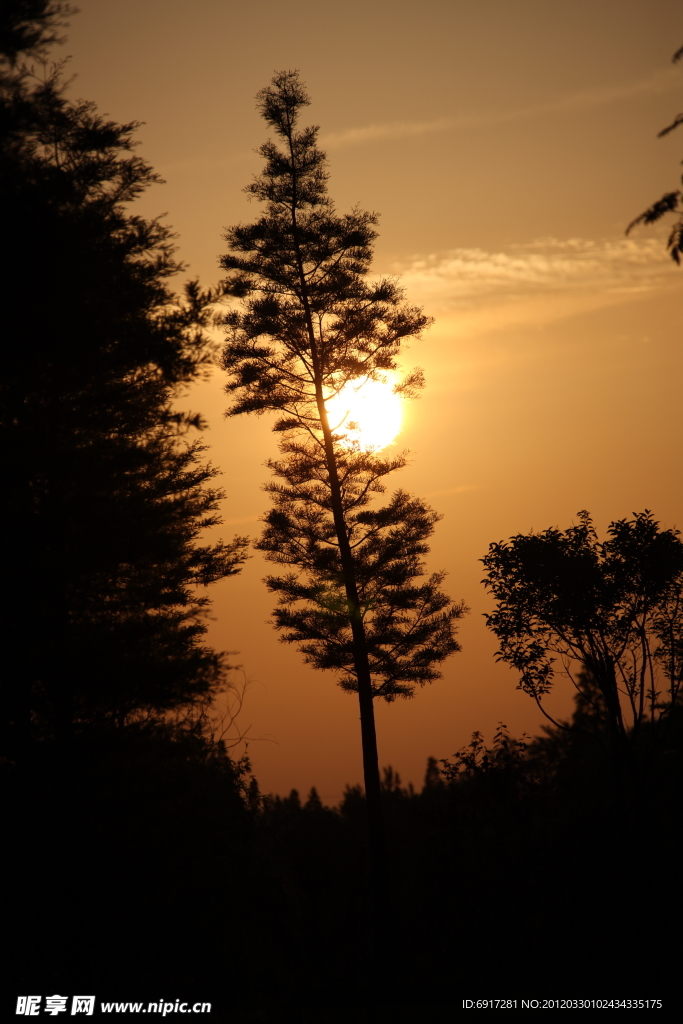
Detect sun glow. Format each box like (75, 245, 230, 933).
(325, 377, 403, 451)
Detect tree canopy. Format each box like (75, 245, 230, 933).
(0, 0, 247, 756)
(482, 511, 683, 762)
(220, 70, 463, 704)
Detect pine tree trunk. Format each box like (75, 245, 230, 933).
(284, 119, 388, 909)
(314, 384, 387, 880)
(315, 391, 392, 974)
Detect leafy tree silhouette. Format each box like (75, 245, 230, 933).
(220, 71, 465, 896)
(627, 45, 683, 262)
(482, 510, 683, 781)
(0, 0, 248, 760)
(441, 722, 530, 780)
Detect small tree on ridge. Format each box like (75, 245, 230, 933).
(482, 510, 683, 778)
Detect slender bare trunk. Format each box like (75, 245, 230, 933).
(314, 382, 387, 880)
(283, 120, 387, 885)
(282, 122, 388, 954)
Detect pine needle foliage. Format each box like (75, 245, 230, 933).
(1, 3, 248, 755)
(221, 70, 464, 704)
(258, 479, 462, 702)
(626, 45, 683, 263)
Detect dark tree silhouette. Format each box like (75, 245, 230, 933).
(220, 71, 464, 883)
(626, 45, 683, 262)
(0, 1, 70, 58)
(0, 1, 248, 760)
(441, 721, 530, 782)
(482, 511, 683, 776)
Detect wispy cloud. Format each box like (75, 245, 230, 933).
(393, 237, 676, 314)
(322, 67, 681, 149)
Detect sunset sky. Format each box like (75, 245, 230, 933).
(65, 0, 683, 802)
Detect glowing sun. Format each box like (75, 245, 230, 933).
(326, 377, 403, 451)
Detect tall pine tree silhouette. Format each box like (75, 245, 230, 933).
(220, 71, 465, 891)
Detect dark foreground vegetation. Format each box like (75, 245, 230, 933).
(5, 693, 683, 1017)
(2, 5, 681, 1019)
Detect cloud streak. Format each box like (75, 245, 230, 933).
(393, 237, 677, 313)
(322, 67, 681, 149)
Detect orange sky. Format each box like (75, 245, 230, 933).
(66, 0, 683, 801)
